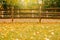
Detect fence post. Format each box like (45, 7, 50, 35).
(11, 6, 14, 22)
(38, 0, 42, 23)
(39, 6, 41, 23)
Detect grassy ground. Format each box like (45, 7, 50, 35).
(0, 22, 60, 40)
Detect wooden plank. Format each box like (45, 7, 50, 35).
(45, 8, 60, 10)
(41, 12, 60, 13)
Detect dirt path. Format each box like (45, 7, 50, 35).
(0, 19, 60, 23)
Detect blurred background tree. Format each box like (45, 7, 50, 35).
(43, 0, 60, 8)
(0, 0, 40, 9)
(0, 0, 60, 9)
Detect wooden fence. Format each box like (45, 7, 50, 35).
(0, 7, 60, 22)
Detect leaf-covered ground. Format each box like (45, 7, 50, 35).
(0, 22, 60, 40)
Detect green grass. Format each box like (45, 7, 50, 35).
(0, 22, 60, 40)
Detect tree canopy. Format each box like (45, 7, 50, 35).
(43, 0, 60, 8)
(0, 0, 60, 9)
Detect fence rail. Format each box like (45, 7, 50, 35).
(0, 8, 60, 22)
